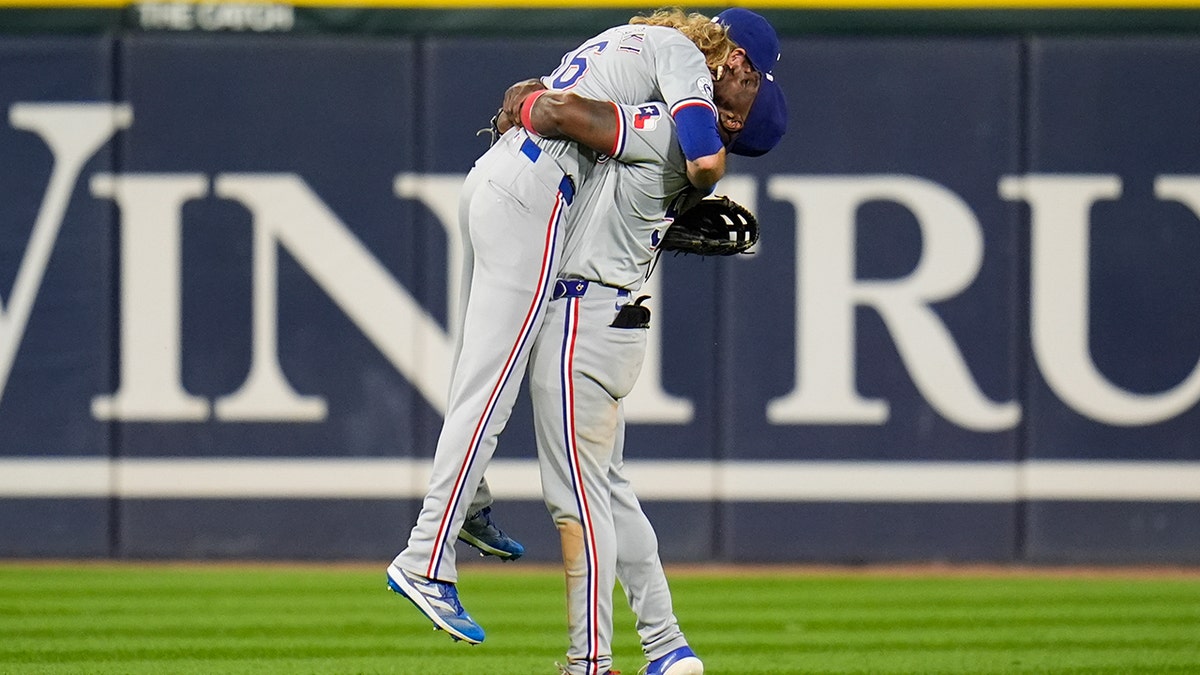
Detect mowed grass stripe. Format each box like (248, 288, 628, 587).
(0, 565, 570, 674)
(1, 563, 1198, 674)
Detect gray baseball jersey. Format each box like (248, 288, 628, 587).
(530, 101, 693, 675)
(558, 102, 691, 290)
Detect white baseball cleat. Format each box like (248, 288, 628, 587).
(385, 563, 485, 644)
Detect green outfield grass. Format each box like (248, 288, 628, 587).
(2, 562, 1199, 674)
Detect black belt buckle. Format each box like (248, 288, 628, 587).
(611, 295, 651, 329)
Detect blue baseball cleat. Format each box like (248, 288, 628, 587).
(640, 645, 703, 675)
(458, 506, 526, 560)
(386, 563, 485, 644)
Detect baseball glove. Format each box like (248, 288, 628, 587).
(658, 195, 759, 256)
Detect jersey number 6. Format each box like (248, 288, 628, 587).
(550, 40, 609, 89)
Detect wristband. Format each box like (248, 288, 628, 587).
(520, 89, 548, 136)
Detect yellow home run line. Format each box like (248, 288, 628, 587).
(6, 0, 1200, 10)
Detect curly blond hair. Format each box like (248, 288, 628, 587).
(629, 6, 733, 72)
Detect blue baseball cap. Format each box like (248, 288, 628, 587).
(714, 8, 780, 75)
(729, 76, 787, 157)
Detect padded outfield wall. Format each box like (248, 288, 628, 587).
(1, 2, 1200, 563)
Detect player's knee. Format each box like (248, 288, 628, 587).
(557, 520, 587, 578)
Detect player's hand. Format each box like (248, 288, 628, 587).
(502, 78, 547, 127)
(495, 109, 515, 134)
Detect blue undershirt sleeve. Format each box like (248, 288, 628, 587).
(672, 103, 723, 161)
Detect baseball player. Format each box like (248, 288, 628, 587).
(516, 46, 785, 675)
(385, 7, 770, 647)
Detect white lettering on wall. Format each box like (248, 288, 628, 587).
(214, 175, 450, 418)
(4, 103, 1198, 429)
(766, 176, 1020, 431)
(0, 104, 131, 409)
(90, 174, 210, 421)
(1001, 174, 1200, 426)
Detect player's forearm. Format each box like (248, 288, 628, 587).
(672, 104, 726, 191)
(522, 90, 620, 156)
(686, 150, 726, 192)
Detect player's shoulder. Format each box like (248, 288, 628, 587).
(612, 101, 684, 168)
(617, 100, 675, 135)
(627, 100, 672, 118)
(638, 25, 699, 49)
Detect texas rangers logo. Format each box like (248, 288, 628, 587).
(634, 105, 661, 130)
